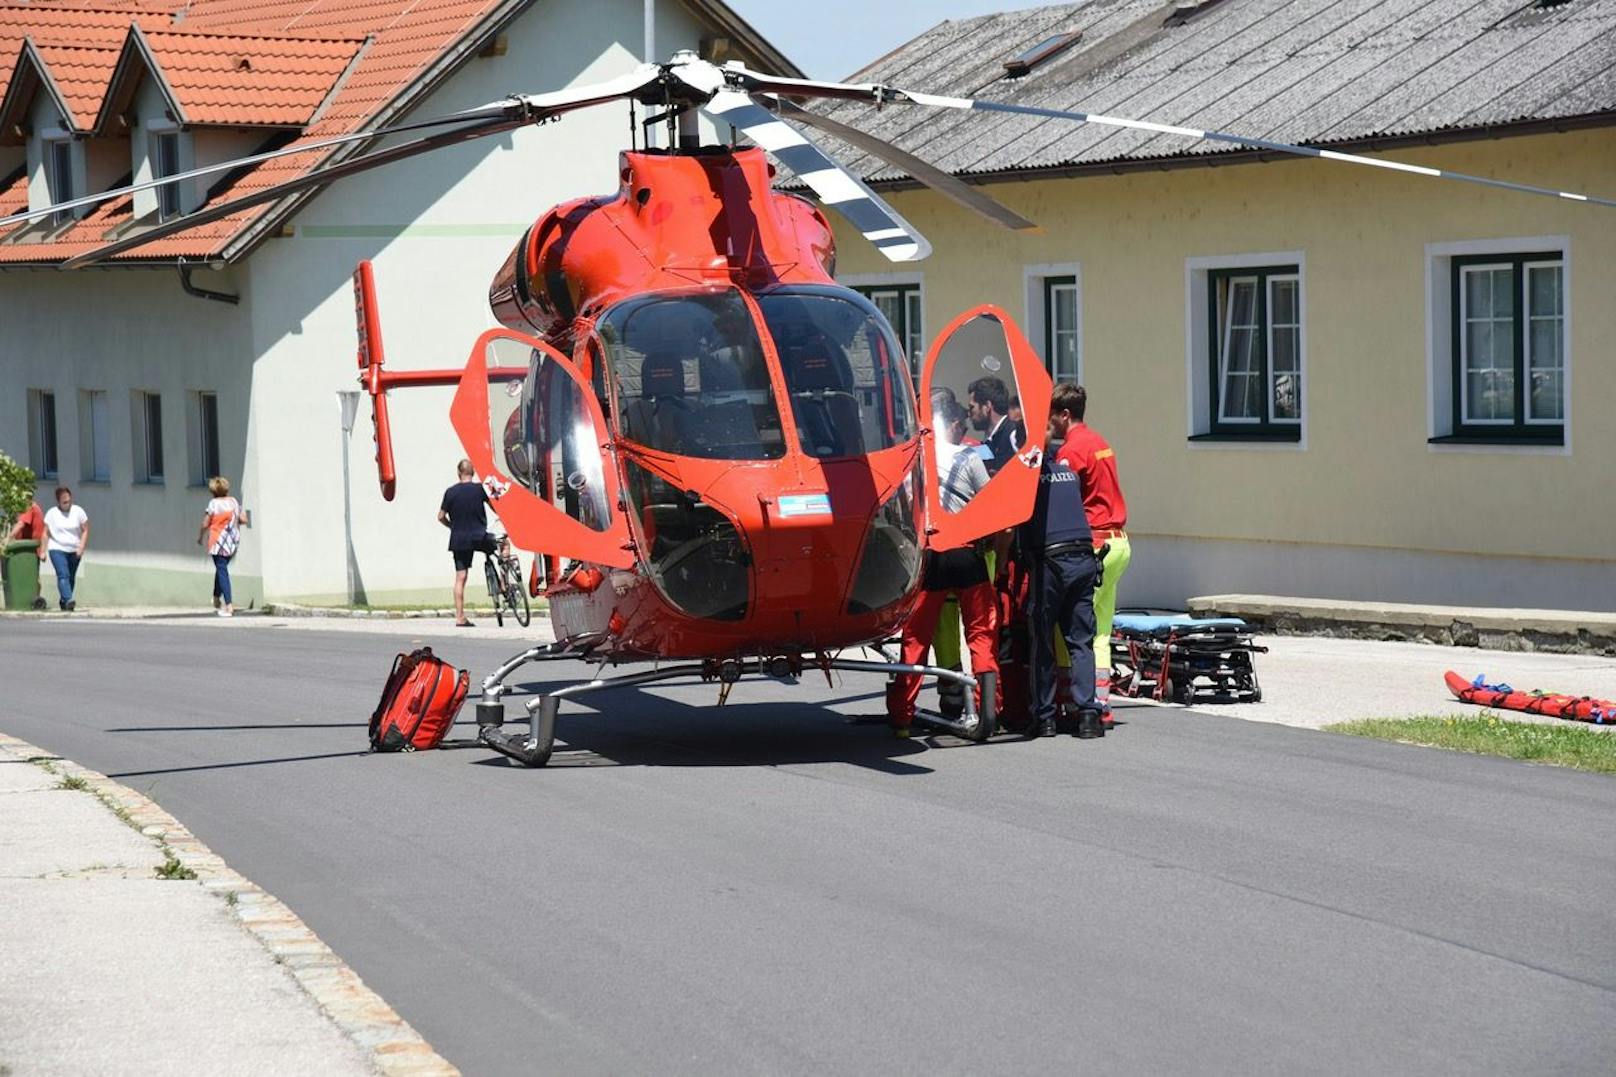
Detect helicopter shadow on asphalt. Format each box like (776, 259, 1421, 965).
(463, 674, 992, 774)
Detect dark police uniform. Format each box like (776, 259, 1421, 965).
(1019, 445, 1102, 736)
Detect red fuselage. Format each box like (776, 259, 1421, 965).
(483, 147, 927, 661)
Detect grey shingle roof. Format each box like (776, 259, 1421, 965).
(797, 0, 1616, 183)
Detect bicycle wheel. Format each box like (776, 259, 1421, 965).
(484, 557, 504, 627)
(504, 559, 531, 627)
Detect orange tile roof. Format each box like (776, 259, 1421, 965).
(0, 7, 167, 101)
(137, 29, 364, 126)
(0, 6, 168, 130)
(0, 0, 511, 263)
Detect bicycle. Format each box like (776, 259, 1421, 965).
(483, 534, 531, 628)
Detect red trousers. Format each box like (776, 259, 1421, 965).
(887, 581, 1001, 725)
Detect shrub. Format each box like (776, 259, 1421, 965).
(0, 451, 36, 538)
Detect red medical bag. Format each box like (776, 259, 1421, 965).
(369, 647, 471, 752)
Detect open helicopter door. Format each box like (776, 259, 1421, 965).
(917, 305, 1053, 551)
(449, 328, 636, 569)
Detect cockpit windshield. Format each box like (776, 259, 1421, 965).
(599, 290, 786, 460)
(757, 286, 918, 459)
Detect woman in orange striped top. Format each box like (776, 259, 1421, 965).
(196, 476, 245, 617)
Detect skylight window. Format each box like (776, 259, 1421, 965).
(1166, 0, 1230, 24)
(1003, 30, 1082, 77)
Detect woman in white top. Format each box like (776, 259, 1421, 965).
(43, 486, 89, 611)
(196, 476, 245, 617)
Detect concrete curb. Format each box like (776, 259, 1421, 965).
(0, 731, 459, 1077)
(1187, 595, 1616, 656)
(263, 603, 505, 620)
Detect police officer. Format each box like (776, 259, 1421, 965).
(1015, 384, 1104, 739)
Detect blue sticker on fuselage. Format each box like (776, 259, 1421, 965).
(778, 493, 832, 518)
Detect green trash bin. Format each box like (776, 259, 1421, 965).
(2, 540, 43, 610)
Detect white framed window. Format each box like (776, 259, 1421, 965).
(842, 273, 924, 372)
(132, 390, 164, 483)
(188, 391, 221, 485)
(153, 131, 182, 220)
(1186, 251, 1306, 445)
(1426, 236, 1569, 451)
(46, 138, 75, 226)
(26, 389, 59, 480)
(1024, 263, 1082, 383)
(78, 390, 110, 482)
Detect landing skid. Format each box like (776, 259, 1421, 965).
(473, 643, 991, 767)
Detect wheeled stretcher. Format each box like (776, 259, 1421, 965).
(1111, 613, 1266, 705)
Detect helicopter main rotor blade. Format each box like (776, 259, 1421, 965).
(16, 63, 664, 240)
(0, 103, 518, 230)
(772, 98, 1036, 232)
(895, 92, 1616, 210)
(702, 90, 930, 263)
(724, 65, 1616, 211)
(60, 116, 524, 268)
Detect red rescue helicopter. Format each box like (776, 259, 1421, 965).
(18, 52, 1612, 766)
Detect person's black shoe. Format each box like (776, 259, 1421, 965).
(1075, 710, 1104, 739)
(1034, 716, 1058, 738)
(59, 600, 67, 611)
(66, 600, 75, 612)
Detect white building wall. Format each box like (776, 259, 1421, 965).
(242, 0, 723, 604)
(0, 0, 738, 607)
(0, 268, 257, 606)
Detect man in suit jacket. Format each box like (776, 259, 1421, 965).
(968, 374, 1019, 475)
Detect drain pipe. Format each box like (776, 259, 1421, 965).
(644, 0, 655, 63)
(177, 258, 239, 304)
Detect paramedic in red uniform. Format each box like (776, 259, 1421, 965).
(1050, 384, 1130, 725)
(885, 400, 1002, 738)
(1017, 386, 1104, 740)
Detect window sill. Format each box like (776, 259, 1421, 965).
(1428, 433, 1563, 447)
(132, 479, 167, 487)
(1187, 431, 1302, 444)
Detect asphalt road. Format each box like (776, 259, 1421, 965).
(4, 619, 1614, 1074)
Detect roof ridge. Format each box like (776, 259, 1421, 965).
(0, 3, 170, 15)
(141, 25, 368, 45)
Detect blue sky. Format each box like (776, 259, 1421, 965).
(725, 1, 1072, 80)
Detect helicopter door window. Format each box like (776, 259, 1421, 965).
(917, 305, 1052, 553)
(484, 339, 531, 488)
(926, 313, 1025, 494)
(517, 344, 613, 532)
(757, 287, 918, 459)
(599, 290, 785, 460)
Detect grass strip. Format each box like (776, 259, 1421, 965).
(1325, 712, 1616, 775)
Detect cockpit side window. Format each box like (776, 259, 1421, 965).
(599, 290, 785, 460)
(757, 288, 918, 459)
